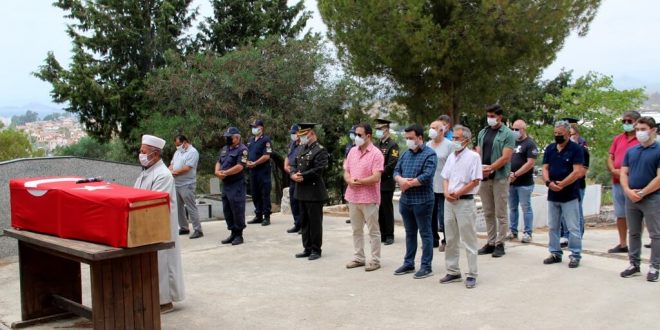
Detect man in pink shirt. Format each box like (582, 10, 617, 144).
(607, 111, 641, 253)
(344, 123, 385, 271)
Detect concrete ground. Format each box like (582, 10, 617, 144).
(1, 213, 659, 329)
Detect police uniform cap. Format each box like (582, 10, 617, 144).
(250, 119, 265, 128)
(223, 127, 241, 137)
(289, 124, 300, 134)
(375, 118, 391, 129)
(297, 123, 318, 136)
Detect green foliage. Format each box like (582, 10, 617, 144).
(55, 136, 135, 164)
(195, 0, 311, 54)
(42, 113, 64, 121)
(0, 129, 44, 161)
(34, 0, 195, 143)
(318, 0, 601, 124)
(10, 110, 39, 127)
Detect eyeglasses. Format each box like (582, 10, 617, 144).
(622, 119, 635, 124)
(356, 133, 365, 138)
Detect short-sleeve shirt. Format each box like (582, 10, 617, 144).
(343, 143, 385, 204)
(609, 133, 639, 184)
(393, 144, 437, 204)
(426, 139, 454, 193)
(510, 137, 538, 186)
(478, 125, 516, 179)
(441, 148, 483, 195)
(247, 135, 272, 172)
(218, 144, 248, 185)
(623, 142, 660, 195)
(577, 146, 590, 189)
(171, 144, 199, 187)
(543, 141, 585, 203)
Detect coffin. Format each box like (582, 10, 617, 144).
(10, 177, 171, 248)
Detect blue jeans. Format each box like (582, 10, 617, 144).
(508, 185, 534, 235)
(549, 199, 582, 259)
(399, 200, 434, 271)
(561, 188, 585, 238)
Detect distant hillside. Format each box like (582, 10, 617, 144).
(0, 102, 65, 118)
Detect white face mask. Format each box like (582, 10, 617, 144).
(176, 145, 183, 152)
(300, 135, 309, 145)
(349, 133, 356, 141)
(251, 127, 260, 135)
(512, 131, 521, 140)
(139, 153, 151, 167)
(375, 129, 384, 139)
(487, 117, 498, 127)
(290, 134, 298, 142)
(406, 139, 417, 150)
(428, 128, 438, 139)
(354, 136, 365, 147)
(636, 130, 650, 143)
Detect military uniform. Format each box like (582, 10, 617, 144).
(376, 132, 399, 243)
(291, 132, 329, 258)
(287, 138, 303, 230)
(247, 133, 273, 222)
(218, 139, 248, 237)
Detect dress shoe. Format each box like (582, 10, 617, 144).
(384, 237, 394, 245)
(346, 219, 351, 224)
(221, 232, 236, 244)
(286, 226, 300, 233)
(189, 231, 204, 239)
(261, 218, 271, 226)
(178, 228, 190, 235)
(308, 252, 321, 260)
(492, 243, 505, 258)
(247, 217, 263, 224)
(478, 244, 495, 255)
(295, 251, 311, 258)
(231, 236, 244, 245)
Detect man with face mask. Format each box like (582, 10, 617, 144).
(170, 134, 202, 239)
(439, 125, 482, 289)
(247, 119, 273, 226)
(476, 105, 515, 258)
(507, 120, 538, 243)
(215, 127, 249, 245)
(134, 134, 185, 313)
(375, 119, 399, 245)
(393, 124, 437, 279)
(344, 125, 358, 224)
(619, 117, 660, 281)
(542, 121, 585, 269)
(284, 124, 302, 233)
(426, 115, 454, 251)
(607, 111, 641, 254)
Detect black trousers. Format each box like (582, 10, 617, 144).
(250, 171, 272, 218)
(299, 200, 323, 253)
(379, 190, 395, 240)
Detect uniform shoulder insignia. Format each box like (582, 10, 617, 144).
(392, 149, 399, 157)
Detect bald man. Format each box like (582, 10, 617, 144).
(507, 120, 539, 243)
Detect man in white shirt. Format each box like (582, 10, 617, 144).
(426, 115, 454, 251)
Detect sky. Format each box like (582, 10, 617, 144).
(1, 0, 658, 116)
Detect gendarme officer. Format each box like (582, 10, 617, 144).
(291, 123, 329, 261)
(215, 127, 248, 246)
(247, 119, 273, 226)
(375, 118, 399, 245)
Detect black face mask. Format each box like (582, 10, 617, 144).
(225, 136, 233, 146)
(554, 135, 566, 144)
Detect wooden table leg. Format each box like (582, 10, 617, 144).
(90, 251, 161, 330)
(15, 241, 81, 323)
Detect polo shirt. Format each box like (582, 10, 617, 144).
(393, 143, 437, 204)
(542, 141, 585, 203)
(441, 148, 482, 195)
(171, 144, 199, 187)
(477, 125, 516, 180)
(247, 134, 272, 172)
(343, 143, 385, 204)
(623, 142, 660, 195)
(609, 133, 639, 184)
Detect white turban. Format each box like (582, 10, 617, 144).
(142, 134, 166, 149)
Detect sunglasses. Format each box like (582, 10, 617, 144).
(511, 128, 521, 131)
(622, 119, 635, 124)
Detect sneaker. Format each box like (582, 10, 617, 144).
(438, 243, 446, 252)
(160, 302, 174, 314)
(393, 265, 415, 276)
(608, 244, 629, 253)
(568, 257, 580, 268)
(492, 244, 505, 258)
(648, 267, 659, 282)
(505, 232, 518, 241)
(543, 254, 562, 264)
(346, 260, 365, 269)
(521, 233, 532, 243)
(465, 277, 477, 289)
(413, 268, 433, 279)
(478, 244, 495, 255)
(365, 263, 381, 272)
(189, 230, 204, 239)
(439, 274, 462, 284)
(620, 265, 641, 278)
(559, 237, 568, 248)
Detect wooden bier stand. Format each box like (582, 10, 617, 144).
(3, 229, 174, 329)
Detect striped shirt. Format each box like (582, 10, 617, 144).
(344, 143, 384, 204)
(394, 143, 437, 204)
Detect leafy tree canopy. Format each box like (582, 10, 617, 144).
(10, 110, 39, 127)
(0, 129, 45, 161)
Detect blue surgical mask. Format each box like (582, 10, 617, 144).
(623, 123, 634, 132)
(512, 131, 521, 140)
(453, 141, 464, 151)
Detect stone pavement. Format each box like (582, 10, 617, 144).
(1, 213, 659, 329)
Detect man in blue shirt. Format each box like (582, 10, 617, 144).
(393, 124, 437, 279)
(284, 124, 302, 233)
(215, 127, 248, 246)
(247, 119, 273, 226)
(619, 117, 660, 281)
(542, 121, 585, 268)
